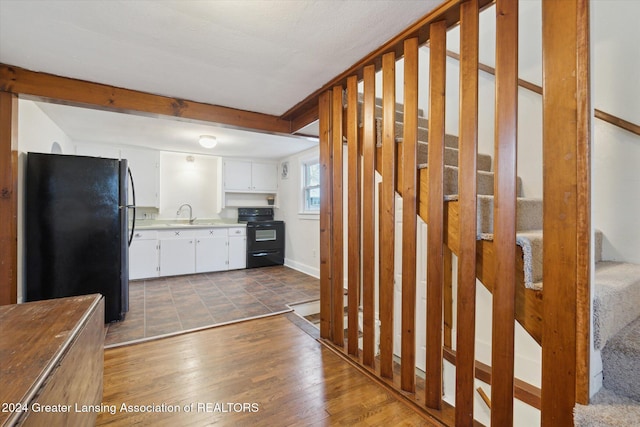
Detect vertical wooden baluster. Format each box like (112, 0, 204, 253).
(541, 0, 591, 423)
(492, 0, 518, 424)
(456, 0, 479, 424)
(331, 86, 344, 346)
(379, 51, 396, 379)
(575, 0, 592, 406)
(401, 37, 419, 393)
(443, 246, 453, 349)
(362, 65, 377, 367)
(0, 91, 18, 306)
(319, 91, 333, 340)
(346, 75, 361, 356)
(426, 20, 447, 410)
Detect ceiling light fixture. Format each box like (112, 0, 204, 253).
(199, 135, 217, 148)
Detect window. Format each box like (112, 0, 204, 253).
(302, 160, 320, 213)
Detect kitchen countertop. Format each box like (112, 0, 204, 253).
(134, 221, 246, 230)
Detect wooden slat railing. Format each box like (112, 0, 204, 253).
(361, 65, 377, 368)
(331, 87, 345, 346)
(318, 91, 333, 341)
(315, 0, 591, 425)
(425, 19, 447, 411)
(401, 37, 419, 393)
(346, 76, 361, 357)
(491, 0, 518, 424)
(455, 0, 479, 424)
(541, 0, 591, 420)
(379, 52, 396, 379)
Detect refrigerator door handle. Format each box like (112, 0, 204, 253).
(127, 167, 137, 247)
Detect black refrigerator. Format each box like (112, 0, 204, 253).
(25, 152, 132, 323)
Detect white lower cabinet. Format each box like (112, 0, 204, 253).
(152, 226, 247, 277)
(159, 230, 196, 276)
(129, 230, 159, 280)
(195, 229, 228, 273)
(227, 227, 246, 270)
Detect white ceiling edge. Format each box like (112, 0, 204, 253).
(34, 101, 318, 160)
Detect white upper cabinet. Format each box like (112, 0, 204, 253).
(121, 147, 159, 208)
(251, 162, 278, 192)
(223, 159, 277, 193)
(223, 159, 253, 191)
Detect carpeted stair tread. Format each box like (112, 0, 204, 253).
(415, 142, 493, 172)
(477, 195, 543, 234)
(574, 387, 640, 426)
(358, 95, 426, 117)
(479, 230, 603, 290)
(357, 98, 428, 127)
(371, 106, 430, 128)
(376, 118, 459, 149)
(593, 261, 640, 350)
(418, 164, 523, 198)
(478, 228, 543, 289)
(415, 165, 497, 197)
(602, 315, 640, 401)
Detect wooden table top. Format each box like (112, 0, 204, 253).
(0, 294, 103, 426)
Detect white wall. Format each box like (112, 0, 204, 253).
(158, 151, 222, 220)
(592, 0, 640, 264)
(593, 121, 640, 263)
(275, 146, 320, 277)
(16, 100, 76, 302)
(18, 100, 75, 155)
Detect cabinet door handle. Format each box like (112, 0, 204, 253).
(189, 240, 193, 244)
(135, 233, 142, 238)
(196, 239, 200, 243)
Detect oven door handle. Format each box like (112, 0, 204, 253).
(252, 252, 270, 257)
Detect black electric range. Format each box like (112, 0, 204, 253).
(238, 208, 285, 268)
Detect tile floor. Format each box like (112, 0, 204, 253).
(105, 266, 320, 347)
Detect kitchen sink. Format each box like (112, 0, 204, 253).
(163, 222, 225, 227)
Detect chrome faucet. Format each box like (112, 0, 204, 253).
(176, 203, 196, 224)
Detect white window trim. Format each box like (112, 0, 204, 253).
(299, 154, 320, 220)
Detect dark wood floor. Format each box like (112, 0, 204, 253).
(98, 314, 439, 426)
(105, 266, 320, 346)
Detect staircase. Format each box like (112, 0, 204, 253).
(369, 101, 640, 423)
(574, 260, 640, 425)
(371, 105, 544, 344)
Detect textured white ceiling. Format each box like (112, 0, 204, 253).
(0, 0, 439, 116)
(1, 0, 440, 158)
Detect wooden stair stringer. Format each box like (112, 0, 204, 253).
(417, 168, 543, 346)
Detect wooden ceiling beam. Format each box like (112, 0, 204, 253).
(282, 0, 495, 132)
(0, 64, 291, 135)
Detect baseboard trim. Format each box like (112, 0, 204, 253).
(284, 258, 319, 278)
